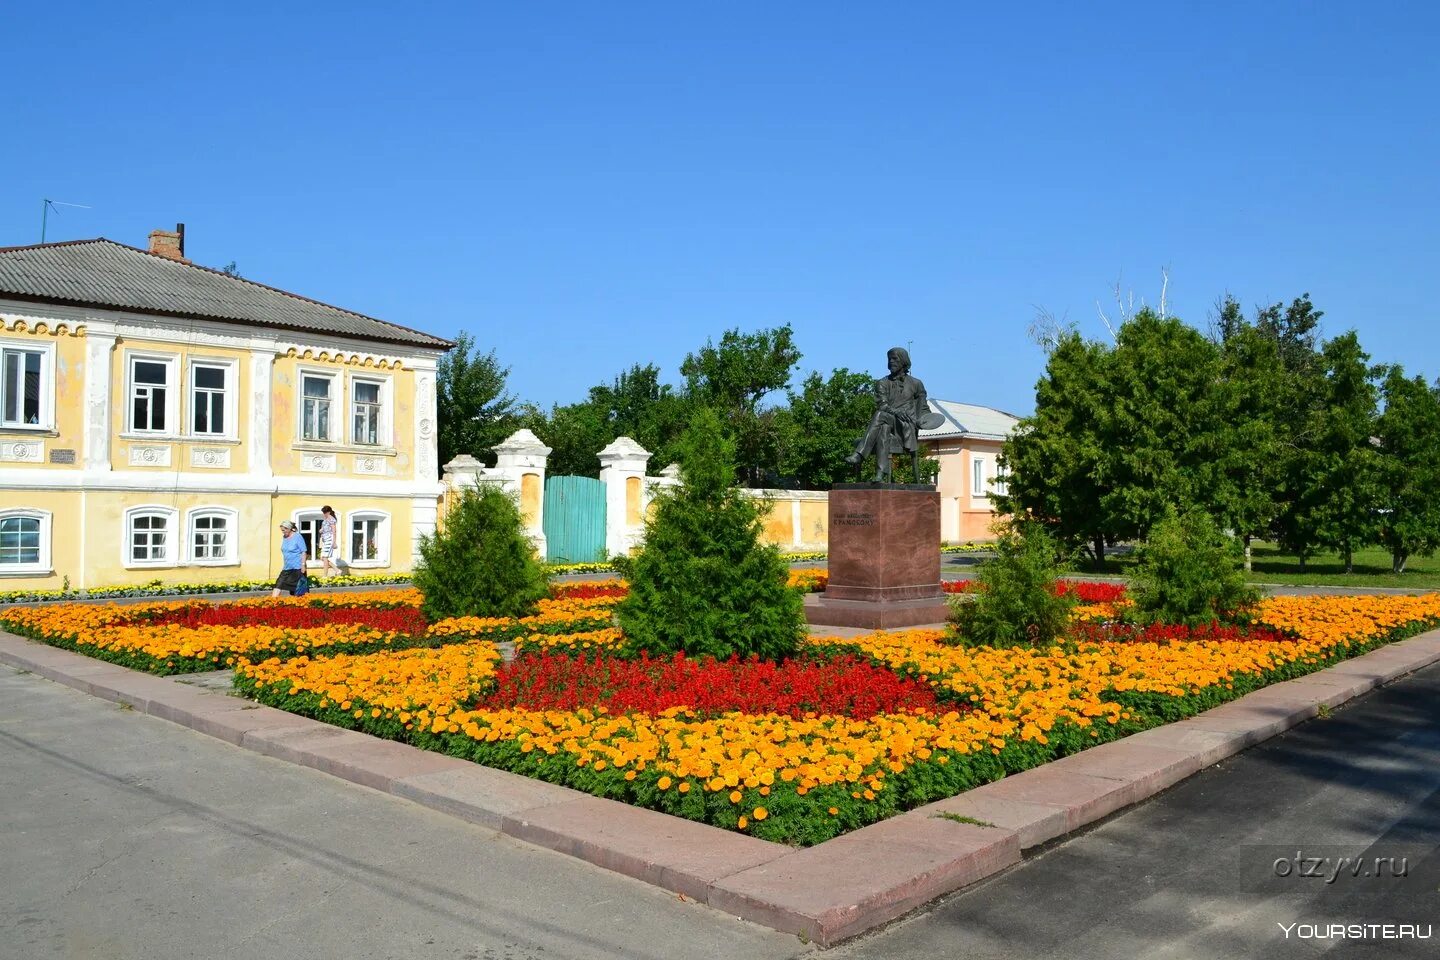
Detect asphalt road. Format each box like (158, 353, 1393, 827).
(3, 660, 1437, 960)
(834, 661, 1440, 960)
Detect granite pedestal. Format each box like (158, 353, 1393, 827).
(805, 484, 950, 630)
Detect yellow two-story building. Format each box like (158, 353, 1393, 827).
(0, 227, 450, 591)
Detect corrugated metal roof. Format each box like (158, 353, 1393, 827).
(921, 398, 1021, 440)
(0, 238, 451, 350)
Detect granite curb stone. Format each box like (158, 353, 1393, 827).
(501, 796, 789, 903)
(707, 812, 1019, 943)
(3, 624, 1440, 946)
(390, 766, 579, 829)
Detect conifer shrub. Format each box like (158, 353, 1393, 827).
(618, 407, 805, 661)
(1128, 509, 1258, 625)
(950, 520, 1075, 648)
(413, 483, 549, 622)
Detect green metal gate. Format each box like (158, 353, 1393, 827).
(543, 475, 607, 563)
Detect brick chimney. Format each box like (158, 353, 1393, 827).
(147, 223, 189, 263)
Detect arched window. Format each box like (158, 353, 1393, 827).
(0, 509, 50, 574)
(187, 508, 239, 565)
(347, 510, 390, 567)
(124, 506, 179, 567)
(292, 510, 327, 568)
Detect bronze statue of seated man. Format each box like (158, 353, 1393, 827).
(845, 346, 943, 482)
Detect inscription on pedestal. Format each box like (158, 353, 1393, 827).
(805, 486, 950, 628)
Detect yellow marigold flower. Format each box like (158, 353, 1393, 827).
(657, 776, 672, 790)
(753, 807, 768, 821)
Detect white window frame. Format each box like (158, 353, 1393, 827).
(123, 505, 179, 568)
(346, 510, 390, 568)
(0, 508, 52, 576)
(292, 509, 327, 570)
(298, 368, 340, 443)
(186, 507, 239, 566)
(186, 357, 238, 440)
(970, 452, 1006, 503)
(0, 337, 56, 431)
(124, 351, 180, 436)
(348, 374, 389, 447)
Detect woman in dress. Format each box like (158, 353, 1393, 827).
(318, 505, 339, 579)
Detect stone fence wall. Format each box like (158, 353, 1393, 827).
(439, 431, 830, 558)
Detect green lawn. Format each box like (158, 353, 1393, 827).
(1089, 542, 1440, 589)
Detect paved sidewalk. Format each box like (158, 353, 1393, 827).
(0, 667, 805, 960)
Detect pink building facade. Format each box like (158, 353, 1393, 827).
(920, 400, 1021, 543)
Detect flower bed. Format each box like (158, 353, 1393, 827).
(0, 573, 413, 606)
(0, 586, 624, 675)
(475, 651, 945, 718)
(232, 591, 1440, 845)
(12, 573, 1433, 843)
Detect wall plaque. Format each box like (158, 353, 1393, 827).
(49, 448, 76, 464)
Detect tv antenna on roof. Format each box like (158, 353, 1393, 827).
(40, 198, 92, 243)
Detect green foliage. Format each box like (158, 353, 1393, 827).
(617, 408, 805, 661)
(413, 484, 548, 621)
(774, 367, 876, 489)
(951, 521, 1075, 648)
(1211, 316, 1287, 567)
(1128, 510, 1258, 625)
(1274, 332, 1381, 571)
(1102, 310, 1226, 541)
(436, 332, 519, 471)
(522, 364, 692, 477)
(681, 325, 802, 486)
(1374, 366, 1440, 573)
(996, 331, 1117, 567)
(519, 399, 610, 478)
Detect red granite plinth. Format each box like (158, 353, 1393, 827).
(806, 485, 949, 629)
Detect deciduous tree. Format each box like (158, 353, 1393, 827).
(435, 332, 518, 471)
(681, 325, 801, 486)
(996, 330, 1119, 567)
(1374, 367, 1440, 572)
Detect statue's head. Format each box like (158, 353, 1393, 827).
(886, 346, 911, 374)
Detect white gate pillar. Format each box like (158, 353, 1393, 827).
(598, 436, 652, 558)
(491, 429, 551, 556)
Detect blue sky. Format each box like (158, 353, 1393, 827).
(6, 1, 1438, 417)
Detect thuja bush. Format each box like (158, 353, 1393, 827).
(1128, 509, 1258, 626)
(618, 407, 805, 661)
(413, 484, 548, 621)
(951, 520, 1076, 648)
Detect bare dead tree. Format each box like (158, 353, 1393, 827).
(1097, 268, 1173, 335)
(1028, 305, 1072, 353)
